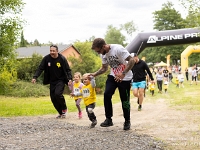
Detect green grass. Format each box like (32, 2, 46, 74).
(0, 90, 120, 117)
(1, 78, 200, 117)
(144, 77, 200, 111)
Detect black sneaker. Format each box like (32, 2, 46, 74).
(100, 118, 113, 127)
(138, 105, 142, 111)
(90, 119, 97, 128)
(123, 120, 131, 130)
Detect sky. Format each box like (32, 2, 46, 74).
(22, 0, 185, 44)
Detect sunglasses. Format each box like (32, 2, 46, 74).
(96, 45, 104, 53)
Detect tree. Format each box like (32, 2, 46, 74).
(0, 0, 25, 94)
(153, 2, 186, 30)
(19, 31, 28, 47)
(17, 53, 43, 82)
(179, 0, 200, 28)
(179, 0, 200, 65)
(68, 41, 108, 93)
(120, 20, 138, 43)
(0, 0, 24, 57)
(33, 39, 40, 46)
(104, 25, 126, 46)
(143, 1, 187, 65)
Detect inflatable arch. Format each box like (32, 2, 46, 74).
(181, 45, 200, 71)
(126, 28, 200, 54)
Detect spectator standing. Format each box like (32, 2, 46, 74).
(191, 67, 198, 85)
(185, 67, 189, 81)
(156, 69, 164, 93)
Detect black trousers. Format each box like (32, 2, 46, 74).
(157, 80, 163, 91)
(50, 81, 67, 115)
(86, 103, 96, 121)
(104, 75, 131, 121)
(185, 72, 189, 81)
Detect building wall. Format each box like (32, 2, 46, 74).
(61, 47, 80, 59)
(61, 46, 80, 66)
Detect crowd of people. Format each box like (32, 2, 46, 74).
(31, 39, 199, 131)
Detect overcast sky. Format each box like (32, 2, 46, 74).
(22, 0, 185, 44)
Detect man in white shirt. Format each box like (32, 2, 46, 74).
(90, 38, 135, 130)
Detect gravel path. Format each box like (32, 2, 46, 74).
(2, 98, 200, 150)
(0, 116, 166, 150)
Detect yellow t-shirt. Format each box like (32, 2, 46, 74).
(73, 82, 83, 100)
(81, 83, 96, 106)
(175, 78, 179, 84)
(164, 81, 168, 89)
(149, 83, 155, 90)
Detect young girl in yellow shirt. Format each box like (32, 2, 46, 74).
(69, 72, 84, 119)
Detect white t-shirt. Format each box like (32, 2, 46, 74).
(156, 73, 163, 81)
(191, 69, 197, 77)
(178, 74, 184, 82)
(101, 44, 133, 81)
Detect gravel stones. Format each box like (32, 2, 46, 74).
(0, 117, 166, 150)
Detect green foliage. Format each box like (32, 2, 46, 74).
(104, 25, 126, 46)
(33, 39, 41, 46)
(0, 0, 24, 57)
(179, 0, 200, 28)
(120, 21, 137, 42)
(0, 58, 17, 94)
(69, 41, 108, 92)
(0, 0, 24, 93)
(0, 0, 24, 14)
(19, 31, 28, 47)
(153, 2, 186, 31)
(144, 1, 190, 65)
(16, 53, 43, 83)
(6, 80, 49, 97)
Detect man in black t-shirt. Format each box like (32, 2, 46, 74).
(32, 45, 72, 118)
(131, 53, 154, 111)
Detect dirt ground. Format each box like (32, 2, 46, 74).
(62, 98, 200, 150)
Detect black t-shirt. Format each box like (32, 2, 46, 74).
(131, 59, 154, 82)
(48, 55, 65, 84)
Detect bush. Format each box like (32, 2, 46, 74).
(16, 53, 43, 83)
(0, 59, 17, 95)
(6, 81, 49, 97)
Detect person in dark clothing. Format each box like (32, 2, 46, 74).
(31, 45, 72, 118)
(131, 53, 154, 111)
(185, 67, 189, 81)
(90, 38, 135, 130)
(163, 67, 169, 81)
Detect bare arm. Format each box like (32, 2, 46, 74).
(124, 55, 135, 73)
(115, 55, 135, 82)
(92, 64, 108, 77)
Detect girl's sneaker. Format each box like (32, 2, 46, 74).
(78, 112, 82, 119)
(56, 115, 62, 119)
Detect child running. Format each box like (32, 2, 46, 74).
(178, 71, 184, 88)
(163, 78, 168, 93)
(149, 81, 155, 96)
(69, 72, 84, 119)
(70, 73, 97, 128)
